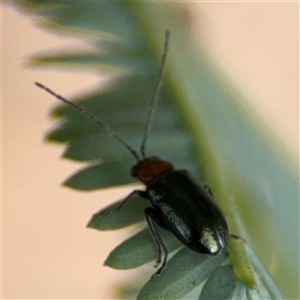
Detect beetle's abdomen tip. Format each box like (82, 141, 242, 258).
(198, 228, 228, 255)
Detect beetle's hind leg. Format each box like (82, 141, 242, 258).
(230, 234, 246, 243)
(145, 207, 169, 277)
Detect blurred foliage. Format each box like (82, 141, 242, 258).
(16, 1, 298, 299)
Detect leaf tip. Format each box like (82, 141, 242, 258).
(86, 215, 100, 230)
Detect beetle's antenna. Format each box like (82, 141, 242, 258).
(140, 30, 170, 159)
(35, 82, 141, 162)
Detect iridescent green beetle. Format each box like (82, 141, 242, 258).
(35, 30, 229, 276)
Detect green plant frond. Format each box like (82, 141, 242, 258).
(137, 248, 227, 299)
(27, 51, 153, 75)
(198, 265, 249, 300)
(104, 228, 182, 270)
(17, 1, 296, 299)
(86, 196, 148, 230)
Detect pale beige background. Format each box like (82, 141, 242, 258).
(2, 2, 298, 299)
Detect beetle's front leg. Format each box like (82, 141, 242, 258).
(145, 207, 169, 277)
(117, 190, 148, 210)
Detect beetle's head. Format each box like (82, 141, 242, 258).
(131, 156, 174, 185)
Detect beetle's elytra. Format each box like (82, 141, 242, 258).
(35, 30, 229, 276)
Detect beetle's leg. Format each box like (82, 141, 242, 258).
(117, 190, 147, 210)
(203, 184, 213, 196)
(145, 207, 169, 277)
(230, 234, 246, 243)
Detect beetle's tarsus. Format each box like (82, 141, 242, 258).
(230, 234, 246, 243)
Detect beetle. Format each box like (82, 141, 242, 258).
(35, 30, 229, 276)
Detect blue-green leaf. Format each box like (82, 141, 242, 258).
(104, 227, 182, 269)
(87, 196, 148, 230)
(199, 265, 246, 300)
(137, 248, 227, 300)
(63, 159, 134, 190)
